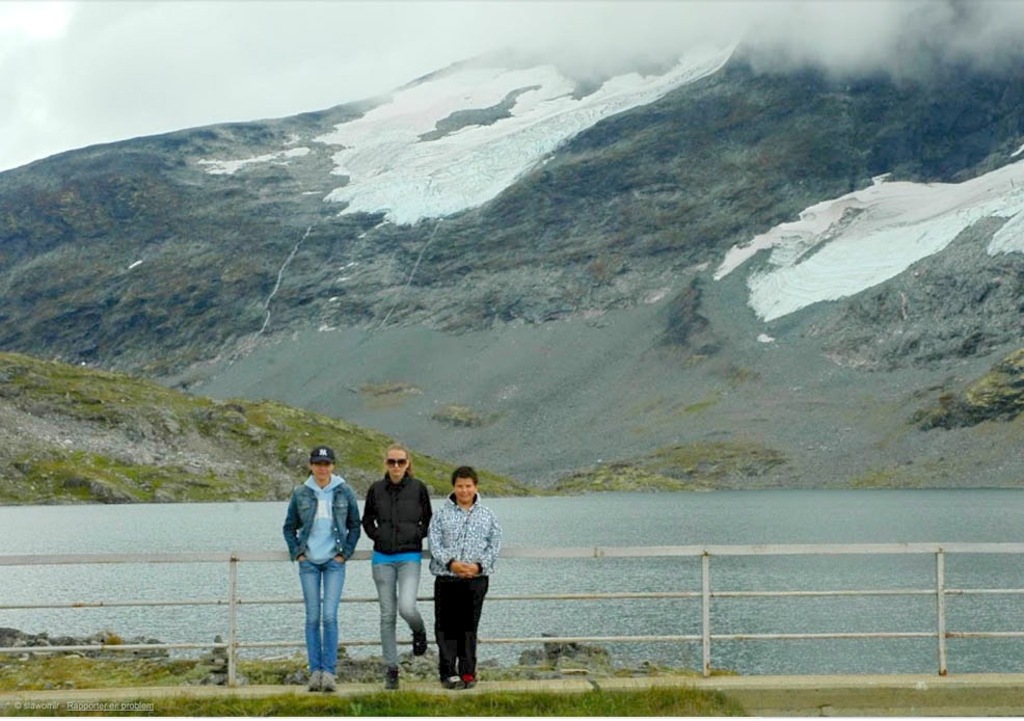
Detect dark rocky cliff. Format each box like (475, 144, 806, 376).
(2, 54, 1022, 375)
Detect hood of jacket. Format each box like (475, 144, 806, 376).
(305, 474, 343, 494)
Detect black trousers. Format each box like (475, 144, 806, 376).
(433, 575, 489, 680)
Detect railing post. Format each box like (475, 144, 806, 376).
(935, 549, 947, 676)
(702, 552, 711, 677)
(228, 554, 239, 687)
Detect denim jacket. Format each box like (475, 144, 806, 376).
(282, 477, 361, 561)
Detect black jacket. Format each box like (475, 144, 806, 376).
(361, 474, 433, 554)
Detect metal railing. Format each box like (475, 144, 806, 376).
(2, 543, 1023, 685)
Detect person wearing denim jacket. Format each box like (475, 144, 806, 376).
(282, 445, 361, 693)
(428, 465, 502, 690)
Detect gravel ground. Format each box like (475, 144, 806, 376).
(190, 276, 1024, 490)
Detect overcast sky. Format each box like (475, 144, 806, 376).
(2, 0, 1023, 174)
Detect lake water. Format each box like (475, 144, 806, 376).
(1, 490, 1023, 675)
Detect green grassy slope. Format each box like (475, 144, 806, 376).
(0, 352, 532, 504)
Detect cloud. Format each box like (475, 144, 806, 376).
(0, 1, 497, 171)
(741, 0, 1024, 78)
(0, 1, 72, 41)
(1, 1, 1023, 173)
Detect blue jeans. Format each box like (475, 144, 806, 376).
(298, 558, 346, 674)
(371, 560, 425, 667)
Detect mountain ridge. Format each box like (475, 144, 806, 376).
(2, 45, 1024, 490)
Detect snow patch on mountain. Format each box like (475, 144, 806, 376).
(314, 45, 734, 225)
(198, 147, 310, 175)
(715, 159, 1024, 322)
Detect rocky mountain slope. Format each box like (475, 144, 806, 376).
(0, 352, 528, 504)
(2, 41, 1024, 491)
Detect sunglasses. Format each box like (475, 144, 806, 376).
(386, 458, 408, 467)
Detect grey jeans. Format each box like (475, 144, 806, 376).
(371, 560, 426, 667)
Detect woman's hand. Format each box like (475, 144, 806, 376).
(451, 560, 479, 578)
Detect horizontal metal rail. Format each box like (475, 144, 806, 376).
(0, 643, 221, 654)
(3, 541, 1024, 566)
(2, 543, 1024, 684)
(2, 599, 234, 610)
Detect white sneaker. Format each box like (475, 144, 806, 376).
(307, 670, 322, 691)
(321, 672, 337, 692)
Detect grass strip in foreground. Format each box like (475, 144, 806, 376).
(3, 687, 746, 717)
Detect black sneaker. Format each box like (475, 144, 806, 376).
(385, 666, 399, 691)
(412, 630, 428, 656)
(442, 675, 463, 690)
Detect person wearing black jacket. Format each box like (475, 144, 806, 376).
(361, 443, 433, 690)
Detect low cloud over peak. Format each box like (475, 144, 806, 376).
(739, 0, 1024, 79)
(2, 0, 1023, 173)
